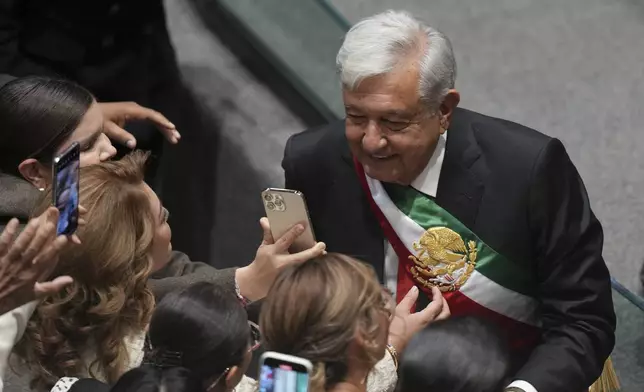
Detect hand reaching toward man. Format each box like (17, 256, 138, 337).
(388, 285, 451, 353)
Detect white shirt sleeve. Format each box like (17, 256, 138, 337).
(508, 380, 538, 392)
(0, 301, 38, 392)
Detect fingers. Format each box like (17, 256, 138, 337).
(282, 242, 326, 265)
(6, 214, 40, 261)
(33, 235, 68, 267)
(104, 120, 136, 149)
(122, 103, 179, 144)
(33, 276, 73, 299)
(397, 285, 420, 315)
(21, 209, 58, 262)
(417, 286, 446, 322)
(273, 223, 305, 252)
(78, 205, 88, 227)
(436, 294, 451, 320)
(0, 218, 19, 256)
(259, 218, 274, 245)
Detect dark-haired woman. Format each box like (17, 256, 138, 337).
(399, 317, 511, 392)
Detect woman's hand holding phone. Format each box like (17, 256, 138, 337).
(235, 218, 326, 302)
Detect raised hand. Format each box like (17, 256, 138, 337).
(388, 285, 450, 353)
(98, 102, 180, 148)
(0, 207, 74, 315)
(235, 218, 326, 301)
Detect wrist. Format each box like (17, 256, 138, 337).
(235, 265, 264, 302)
(387, 335, 404, 354)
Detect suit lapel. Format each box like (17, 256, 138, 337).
(435, 109, 485, 230)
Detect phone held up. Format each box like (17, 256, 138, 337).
(259, 351, 313, 392)
(52, 142, 80, 236)
(261, 188, 316, 252)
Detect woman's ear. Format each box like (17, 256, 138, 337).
(17, 158, 49, 189)
(224, 366, 244, 391)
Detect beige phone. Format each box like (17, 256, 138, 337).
(261, 188, 316, 252)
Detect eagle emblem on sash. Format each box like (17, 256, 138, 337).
(409, 227, 478, 292)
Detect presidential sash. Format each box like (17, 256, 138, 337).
(354, 159, 541, 350)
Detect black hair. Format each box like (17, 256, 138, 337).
(0, 76, 93, 173)
(143, 282, 250, 388)
(110, 366, 203, 392)
(398, 317, 511, 392)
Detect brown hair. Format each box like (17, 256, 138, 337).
(16, 151, 156, 390)
(259, 253, 390, 392)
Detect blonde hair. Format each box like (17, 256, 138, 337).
(16, 151, 156, 390)
(260, 253, 389, 392)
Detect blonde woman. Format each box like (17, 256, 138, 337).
(14, 151, 324, 390)
(260, 254, 450, 392)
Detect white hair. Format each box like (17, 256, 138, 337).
(336, 10, 457, 112)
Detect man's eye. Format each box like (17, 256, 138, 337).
(347, 114, 366, 122)
(382, 120, 409, 131)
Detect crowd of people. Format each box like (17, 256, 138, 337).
(0, 8, 621, 392)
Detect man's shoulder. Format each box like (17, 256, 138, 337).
(284, 119, 346, 164)
(456, 108, 554, 168)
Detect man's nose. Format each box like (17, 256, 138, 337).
(362, 121, 386, 153)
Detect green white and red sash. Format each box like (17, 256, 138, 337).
(354, 159, 542, 350)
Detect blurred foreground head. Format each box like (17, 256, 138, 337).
(399, 317, 511, 392)
(260, 253, 393, 392)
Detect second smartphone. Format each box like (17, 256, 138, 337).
(52, 142, 80, 235)
(258, 351, 313, 392)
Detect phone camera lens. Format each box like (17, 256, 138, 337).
(266, 202, 275, 210)
(274, 199, 283, 207)
(264, 194, 273, 201)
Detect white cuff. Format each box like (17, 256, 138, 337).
(508, 380, 538, 392)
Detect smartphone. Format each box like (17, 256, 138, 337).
(52, 142, 80, 235)
(258, 351, 313, 392)
(261, 188, 316, 252)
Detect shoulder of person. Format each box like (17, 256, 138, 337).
(459, 108, 551, 149)
(454, 108, 560, 174)
(285, 120, 346, 162)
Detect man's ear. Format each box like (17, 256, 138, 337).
(439, 89, 461, 127)
(17, 159, 49, 189)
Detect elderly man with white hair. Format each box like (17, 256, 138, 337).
(282, 10, 615, 392)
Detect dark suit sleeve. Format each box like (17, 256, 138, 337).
(147, 251, 237, 301)
(517, 138, 616, 391)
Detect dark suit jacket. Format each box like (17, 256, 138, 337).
(282, 107, 616, 392)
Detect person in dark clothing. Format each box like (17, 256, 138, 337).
(399, 317, 511, 392)
(0, 0, 217, 263)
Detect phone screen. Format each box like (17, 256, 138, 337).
(259, 358, 310, 392)
(53, 143, 80, 235)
